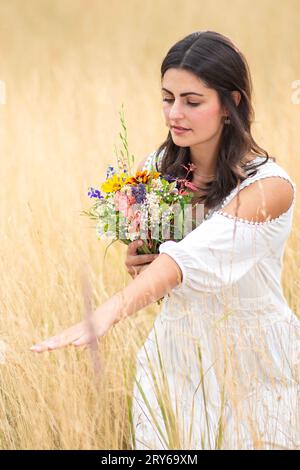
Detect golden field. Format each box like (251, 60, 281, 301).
(0, 0, 299, 449)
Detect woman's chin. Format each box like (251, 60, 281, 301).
(172, 136, 193, 146)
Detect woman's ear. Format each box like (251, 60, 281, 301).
(222, 90, 242, 118)
(231, 90, 241, 107)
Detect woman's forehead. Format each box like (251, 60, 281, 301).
(161, 69, 212, 95)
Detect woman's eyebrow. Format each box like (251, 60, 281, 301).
(161, 87, 204, 97)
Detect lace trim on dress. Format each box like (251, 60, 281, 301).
(216, 174, 296, 227)
(144, 153, 296, 226)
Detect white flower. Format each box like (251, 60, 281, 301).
(96, 220, 106, 237)
(95, 205, 107, 217)
(104, 231, 117, 239)
(150, 179, 163, 190)
(146, 193, 161, 228)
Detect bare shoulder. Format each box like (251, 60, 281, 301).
(222, 176, 294, 223)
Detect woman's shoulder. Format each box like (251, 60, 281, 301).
(216, 155, 296, 219)
(243, 155, 296, 192)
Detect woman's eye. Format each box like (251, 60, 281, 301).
(162, 98, 200, 107)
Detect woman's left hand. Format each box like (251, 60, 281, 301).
(30, 305, 115, 353)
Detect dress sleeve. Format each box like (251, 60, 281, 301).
(142, 149, 165, 172)
(142, 151, 157, 172)
(158, 212, 271, 294)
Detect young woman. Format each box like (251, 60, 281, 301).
(30, 31, 299, 450)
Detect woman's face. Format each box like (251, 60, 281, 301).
(161, 68, 227, 147)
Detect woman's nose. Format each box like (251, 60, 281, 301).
(168, 101, 185, 120)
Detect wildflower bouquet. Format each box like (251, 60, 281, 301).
(81, 106, 201, 256)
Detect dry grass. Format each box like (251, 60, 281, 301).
(0, 0, 299, 449)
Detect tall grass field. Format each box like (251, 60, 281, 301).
(0, 0, 299, 449)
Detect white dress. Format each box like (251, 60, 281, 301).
(131, 151, 300, 450)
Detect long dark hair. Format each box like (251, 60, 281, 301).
(154, 30, 275, 209)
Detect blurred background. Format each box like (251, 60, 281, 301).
(0, 0, 299, 449)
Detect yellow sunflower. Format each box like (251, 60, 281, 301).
(101, 173, 128, 193)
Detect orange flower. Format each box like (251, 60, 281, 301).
(125, 170, 160, 185)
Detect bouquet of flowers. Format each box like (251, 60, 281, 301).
(81, 105, 201, 256)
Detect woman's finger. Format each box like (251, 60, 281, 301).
(30, 323, 85, 352)
(133, 254, 159, 265)
(127, 239, 143, 256)
(126, 254, 159, 268)
(72, 333, 94, 347)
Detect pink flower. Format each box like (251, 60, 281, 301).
(184, 181, 199, 191)
(114, 192, 135, 217)
(179, 191, 190, 196)
(128, 210, 141, 233)
(181, 162, 197, 172)
(124, 187, 136, 205)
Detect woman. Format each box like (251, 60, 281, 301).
(31, 31, 299, 450)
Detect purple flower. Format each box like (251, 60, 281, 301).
(88, 187, 104, 199)
(131, 183, 146, 203)
(164, 174, 177, 183)
(106, 165, 117, 179)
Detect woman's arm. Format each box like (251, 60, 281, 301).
(114, 252, 181, 322)
(30, 253, 182, 353)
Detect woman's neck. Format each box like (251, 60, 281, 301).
(190, 150, 260, 187)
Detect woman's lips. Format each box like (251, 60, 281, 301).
(171, 126, 191, 134)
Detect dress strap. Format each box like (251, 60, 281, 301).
(142, 148, 165, 172)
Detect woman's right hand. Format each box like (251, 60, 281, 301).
(125, 240, 159, 279)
